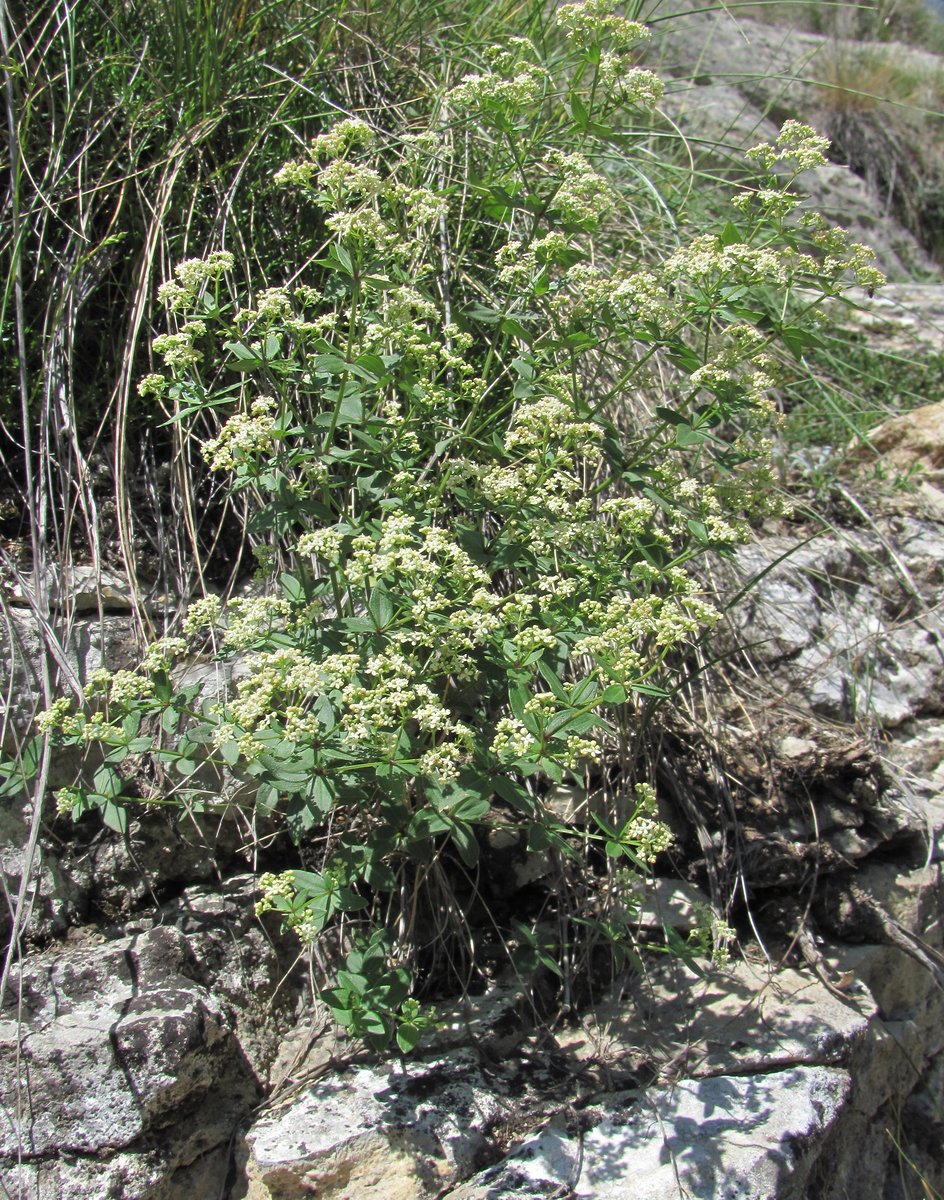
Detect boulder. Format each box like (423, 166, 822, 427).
(235, 1048, 509, 1200)
(6, 564, 138, 613)
(0, 926, 259, 1199)
(447, 1067, 851, 1200)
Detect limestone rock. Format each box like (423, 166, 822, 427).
(6, 564, 138, 613)
(727, 527, 944, 730)
(447, 1067, 851, 1200)
(0, 607, 140, 748)
(862, 399, 944, 489)
(0, 926, 259, 1198)
(235, 1048, 507, 1200)
(634, 878, 710, 933)
(141, 874, 302, 1082)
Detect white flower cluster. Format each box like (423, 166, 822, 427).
(599, 59, 664, 107)
(138, 372, 168, 398)
(36, 697, 80, 736)
(182, 594, 223, 635)
(142, 637, 188, 671)
(575, 589, 717, 676)
(505, 396, 602, 457)
(275, 118, 376, 186)
(664, 235, 795, 288)
(624, 813, 673, 863)
(547, 150, 613, 226)
(296, 526, 346, 564)
(222, 596, 291, 652)
(152, 320, 207, 370)
(556, 263, 673, 328)
(104, 669, 156, 706)
(491, 716, 536, 762)
(202, 397, 279, 472)
(690, 903, 737, 969)
(157, 251, 233, 311)
(449, 64, 550, 112)
(36, 699, 122, 745)
(747, 120, 830, 173)
(555, 0, 650, 51)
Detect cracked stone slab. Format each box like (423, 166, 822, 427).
(235, 1047, 512, 1200)
(447, 1066, 851, 1200)
(563, 960, 874, 1082)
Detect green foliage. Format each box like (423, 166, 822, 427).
(36, 0, 883, 1053)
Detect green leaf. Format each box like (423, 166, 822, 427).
(537, 661, 568, 701)
(19, 736, 43, 777)
(161, 707, 181, 734)
(719, 220, 743, 247)
(508, 684, 531, 723)
(101, 800, 128, 835)
(307, 775, 335, 815)
(569, 678, 599, 706)
(492, 775, 535, 815)
(367, 586, 393, 629)
(630, 681, 671, 698)
(687, 519, 710, 544)
(218, 739, 240, 767)
(93, 765, 123, 800)
(280, 573, 305, 602)
(675, 425, 709, 448)
(781, 324, 816, 360)
(224, 340, 264, 370)
(256, 782, 279, 813)
(292, 869, 327, 895)
(313, 353, 350, 375)
(396, 1023, 420, 1054)
(568, 91, 589, 127)
(449, 820, 480, 867)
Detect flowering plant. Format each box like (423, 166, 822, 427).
(40, 2, 881, 1050)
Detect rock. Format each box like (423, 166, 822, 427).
(0, 796, 86, 941)
(570, 959, 874, 1080)
(726, 529, 944, 730)
(653, 10, 939, 279)
(235, 1048, 508, 1200)
(447, 1067, 851, 1200)
(860, 398, 944, 486)
(144, 874, 303, 1082)
(0, 607, 140, 748)
(0, 926, 259, 1198)
(634, 878, 710, 933)
(6, 564, 138, 613)
(69, 803, 249, 918)
(780, 735, 818, 759)
(841, 284, 944, 357)
(882, 719, 944, 860)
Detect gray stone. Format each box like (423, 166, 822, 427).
(654, 12, 937, 279)
(780, 736, 818, 759)
(0, 607, 140, 748)
(634, 878, 710, 933)
(146, 874, 302, 1082)
(448, 1067, 851, 1199)
(7, 564, 138, 613)
(571, 960, 874, 1080)
(0, 926, 258, 1197)
(236, 1048, 509, 1200)
(727, 527, 944, 733)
